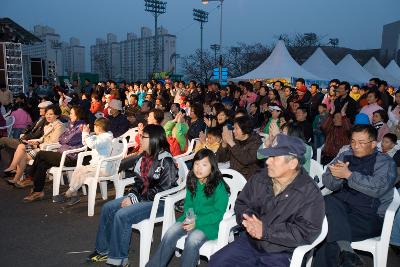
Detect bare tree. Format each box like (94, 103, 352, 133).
(181, 49, 214, 84)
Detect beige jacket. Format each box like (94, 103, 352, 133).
(39, 120, 65, 147)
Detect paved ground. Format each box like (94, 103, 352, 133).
(0, 150, 399, 267)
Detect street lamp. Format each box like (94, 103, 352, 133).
(202, 0, 224, 84)
(193, 8, 208, 83)
(145, 0, 167, 74)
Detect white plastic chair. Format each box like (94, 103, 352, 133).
(48, 146, 88, 197)
(169, 169, 247, 261)
(290, 216, 328, 267)
(316, 144, 324, 164)
(0, 115, 15, 137)
(119, 127, 139, 151)
(79, 138, 128, 216)
(309, 159, 332, 196)
(131, 157, 189, 267)
(351, 188, 400, 267)
(174, 138, 199, 159)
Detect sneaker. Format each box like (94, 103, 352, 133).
(338, 250, 364, 267)
(86, 251, 108, 262)
(67, 195, 80, 206)
(52, 193, 68, 203)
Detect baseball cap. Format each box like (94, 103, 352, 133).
(259, 134, 306, 158)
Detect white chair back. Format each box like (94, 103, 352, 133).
(106, 138, 128, 175)
(174, 157, 189, 187)
(290, 216, 328, 267)
(309, 159, 324, 188)
(220, 169, 247, 217)
(351, 188, 400, 267)
(120, 127, 139, 144)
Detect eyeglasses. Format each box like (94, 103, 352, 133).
(350, 140, 373, 147)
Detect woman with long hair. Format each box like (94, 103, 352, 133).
(146, 149, 229, 267)
(86, 124, 178, 267)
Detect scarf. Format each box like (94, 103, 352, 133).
(140, 153, 153, 194)
(373, 121, 384, 130)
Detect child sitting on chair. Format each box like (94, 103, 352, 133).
(53, 117, 113, 206)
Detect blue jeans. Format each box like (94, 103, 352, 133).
(146, 222, 208, 267)
(95, 197, 164, 266)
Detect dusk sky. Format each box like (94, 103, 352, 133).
(2, 0, 399, 71)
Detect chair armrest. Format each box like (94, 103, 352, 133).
(42, 143, 62, 151)
(215, 215, 238, 251)
(161, 189, 187, 238)
(59, 146, 87, 168)
(76, 151, 95, 167)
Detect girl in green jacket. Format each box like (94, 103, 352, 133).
(146, 149, 229, 267)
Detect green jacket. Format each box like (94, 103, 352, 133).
(177, 180, 229, 240)
(164, 120, 189, 151)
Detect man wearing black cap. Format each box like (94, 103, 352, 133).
(209, 134, 325, 267)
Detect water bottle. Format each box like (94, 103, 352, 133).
(184, 208, 196, 226)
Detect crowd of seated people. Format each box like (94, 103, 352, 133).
(1, 76, 400, 267)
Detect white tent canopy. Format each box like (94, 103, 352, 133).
(385, 60, 400, 83)
(302, 48, 355, 82)
(336, 54, 373, 84)
(364, 57, 399, 86)
(231, 40, 322, 81)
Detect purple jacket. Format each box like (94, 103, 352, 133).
(57, 120, 85, 160)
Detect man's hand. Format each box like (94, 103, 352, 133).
(199, 131, 206, 145)
(120, 197, 133, 208)
(328, 160, 352, 179)
(242, 214, 263, 239)
(222, 126, 235, 147)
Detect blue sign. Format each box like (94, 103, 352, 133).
(212, 67, 229, 85)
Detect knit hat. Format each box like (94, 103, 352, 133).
(354, 113, 370, 125)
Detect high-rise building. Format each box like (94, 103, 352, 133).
(62, 37, 85, 76)
(380, 20, 400, 64)
(91, 26, 176, 81)
(22, 25, 63, 84)
(90, 34, 121, 81)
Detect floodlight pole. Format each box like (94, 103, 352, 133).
(145, 0, 167, 74)
(193, 9, 208, 83)
(202, 0, 224, 84)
